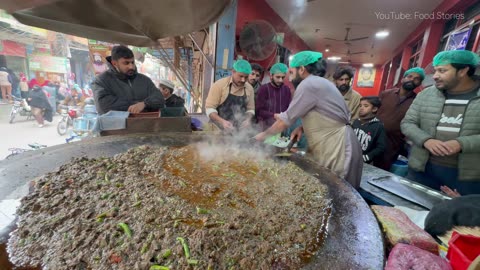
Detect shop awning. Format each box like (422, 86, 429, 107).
(0, 0, 232, 47)
(0, 40, 26, 57)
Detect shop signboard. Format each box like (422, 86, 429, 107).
(0, 40, 26, 57)
(32, 41, 52, 55)
(28, 55, 68, 73)
(88, 39, 115, 75)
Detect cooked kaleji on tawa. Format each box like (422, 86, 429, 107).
(9, 145, 331, 270)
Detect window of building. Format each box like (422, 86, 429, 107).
(444, 18, 459, 35)
(439, 4, 480, 52)
(439, 18, 461, 51)
(466, 23, 480, 51)
(463, 1, 480, 23)
(409, 39, 423, 68)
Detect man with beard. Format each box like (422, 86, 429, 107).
(374, 67, 424, 171)
(333, 67, 361, 121)
(92, 45, 165, 115)
(206, 59, 255, 131)
(255, 63, 292, 130)
(401, 50, 480, 195)
(248, 63, 264, 99)
(92, 53, 108, 74)
(254, 51, 363, 189)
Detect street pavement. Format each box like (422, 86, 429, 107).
(0, 103, 69, 236)
(0, 103, 67, 160)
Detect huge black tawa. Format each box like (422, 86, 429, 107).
(0, 133, 384, 269)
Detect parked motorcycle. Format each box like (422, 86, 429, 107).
(9, 95, 33, 124)
(57, 105, 81, 135)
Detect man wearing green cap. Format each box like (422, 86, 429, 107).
(401, 50, 480, 195)
(255, 63, 292, 130)
(374, 67, 424, 171)
(254, 51, 363, 188)
(205, 59, 255, 131)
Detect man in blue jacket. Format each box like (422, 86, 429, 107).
(92, 45, 165, 114)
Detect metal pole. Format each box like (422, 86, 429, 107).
(188, 33, 214, 69)
(154, 40, 191, 94)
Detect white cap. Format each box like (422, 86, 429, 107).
(159, 79, 174, 90)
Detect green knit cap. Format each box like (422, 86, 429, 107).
(233, 59, 252, 74)
(270, 63, 288, 74)
(289, 51, 323, 68)
(404, 67, 425, 80)
(433, 50, 480, 67)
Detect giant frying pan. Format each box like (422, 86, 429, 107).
(0, 133, 384, 269)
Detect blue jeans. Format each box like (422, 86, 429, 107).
(407, 162, 480, 195)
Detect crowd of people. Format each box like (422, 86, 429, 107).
(87, 45, 480, 196)
(0, 53, 102, 128)
(207, 50, 480, 195)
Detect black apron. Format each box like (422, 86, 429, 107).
(216, 84, 248, 128)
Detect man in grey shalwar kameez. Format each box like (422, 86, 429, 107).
(254, 51, 363, 188)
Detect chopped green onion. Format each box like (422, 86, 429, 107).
(117, 223, 132, 237)
(176, 237, 191, 258)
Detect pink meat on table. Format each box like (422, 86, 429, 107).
(385, 243, 452, 270)
(372, 205, 438, 254)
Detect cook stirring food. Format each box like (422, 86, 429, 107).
(205, 59, 255, 132)
(254, 51, 363, 188)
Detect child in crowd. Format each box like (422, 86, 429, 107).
(352, 96, 386, 164)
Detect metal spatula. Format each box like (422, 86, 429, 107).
(274, 137, 297, 157)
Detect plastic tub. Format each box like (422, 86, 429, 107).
(390, 160, 409, 177)
(447, 231, 480, 270)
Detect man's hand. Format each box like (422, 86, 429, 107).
(254, 131, 268, 142)
(221, 119, 234, 131)
(240, 119, 251, 129)
(423, 139, 452, 156)
(444, 140, 462, 155)
(274, 113, 281, 121)
(290, 126, 303, 142)
(127, 102, 146, 114)
(440, 185, 461, 197)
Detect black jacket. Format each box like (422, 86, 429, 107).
(28, 87, 53, 122)
(92, 57, 165, 114)
(352, 117, 386, 163)
(425, 195, 480, 236)
(165, 94, 185, 108)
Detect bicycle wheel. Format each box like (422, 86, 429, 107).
(5, 153, 16, 160)
(57, 120, 68, 135)
(5, 148, 29, 159)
